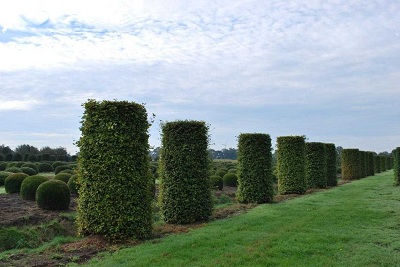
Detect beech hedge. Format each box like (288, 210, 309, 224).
(394, 147, 400, 186)
(76, 100, 152, 240)
(277, 136, 306, 195)
(325, 143, 337, 186)
(158, 120, 212, 224)
(236, 133, 274, 203)
(305, 142, 327, 189)
(374, 155, 381, 173)
(341, 149, 360, 180)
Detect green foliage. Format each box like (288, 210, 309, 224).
(324, 143, 337, 186)
(21, 163, 39, 173)
(374, 155, 381, 173)
(215, 168, 228, 177)
(0, 171, 12, 186)
(223, 172, 238, 187)
(277, 136, 306, 194)
(52, 161, 66, 169)
(54, 165, 73, 175)
(60, 169, 75, 175)
(0, 162, 7, 171)
(385, 157, 391, 170)
(38, 162, 54, 172)
(36, 180, 70, 210)
(367, 152, 375, 176)
(20, 175, 49, 200)
(4, 173, 29, 193)
(394, 147, 400, 186)
(380, 156, 387, 172)
(14, 162, 25, 168)
(159, 120, 212, 224)
(13, 153, 23, 161)
(236, 133, 274, 203)
(76, 100, 152, 240)
(21, 167, 37, 176)
(54, 173, 72, 184)
(359, 151, 367, 178)
(210, 175, 223, 191)
(5, 153, 13, 161)
(341, 149, 360, 180)
(67, 174, 79, 194)
(305, 142, 327, 189)
(5, 166, 22, 173)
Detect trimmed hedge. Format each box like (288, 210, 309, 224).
(54, 173, 72, 184)
(380, 156, 387, 172)
(0, 162, 7, 171)
(21, 163, 39, 174)
(341, 149, 360, 180)
(20, 175, 49, 200)
(159, 120, 212, 224)
(21, 167, 37, 176)
(5, 173, 29, 193)
(277, 136, 306, 195)
(5, 167, 22, 173)
(359, 151, 367, 178)
(374, 155, 381, 173)
(367, 152, 375, 176)
(52, 161, 66, 169)
(385, 157, 392, 170)
(223, 173, 238, 187)
(0, 171, 12, 186)
(55, 165, 73, 175)
(394, 147, 400, 186)
(67, 174, 78, 195)
(236, 133, 274, 203)
(325, 143, 337, 186)
(76, 100, 152, 240)
(36, 180, 70, 210)
(305, 142, 327, 189)
(210, 175, 223, 191)
(38, 162, 54, 173)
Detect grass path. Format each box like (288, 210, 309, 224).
(0, 187, 5, 194)
(77, 171, 400, 267)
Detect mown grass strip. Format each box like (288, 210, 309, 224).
(0, 187, 5, 194)
(77, 171, 400, 267)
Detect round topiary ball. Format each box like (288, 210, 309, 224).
(223, 173, 238, 187)
(21, 163, 39, 174)
(54, 173, 72, 184)
(51, 161, 65, 170)
(210, 175, 223, 191)
(20, 175, 49, 200)
(36, 180, 71, 210)
(54, 165, 73, 175)
(14, 162, 25, 168)
(5, 167, 23, 173)
(0, 171, 12, 186)
(21, 167, 37, 176)
(215, 168, 228, 178)
(0, 162, 7, 171)
(67, 174, 79, 195)
(59, 169, 74, 175)
(38, 162, 54, 173)
(4, 173, 29, 193)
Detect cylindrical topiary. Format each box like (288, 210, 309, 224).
(20, 175, 49, 200)
(67, 174, 79, 195)
(38, 162, 54, 173)
(55, 165, 73, 175)
(236, 133, 274, 203)
(0, 171, 12, 186)
(223, 172, 238, 187)
(210, 175, 223, 191)
(21, 167, 37, 176)
(4, 173, 29, 193)
(36, 180, 70, 210)
(385, 157, 391, 170)
(341, 149, 360, 180)
(394, 147, 400, 186)
(374, 155, 381, 173)
(76, 100, 152, 240)
(367, 152, 375, 176)
(159, 120, 212, 224)
(277, 136, 306, 195)
(305, 142, 327, 189)
(380, 156, 387, 172)
(21, 163, 39, 174)
(359, 151, 367, 179)
(54, 173, 72, 184)
(325, 143, 337, 187)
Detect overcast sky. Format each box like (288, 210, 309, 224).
(0, 0, 399, 154)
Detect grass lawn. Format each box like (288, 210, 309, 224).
(0, 187, 5, 194)
(77, 171, 400, 267)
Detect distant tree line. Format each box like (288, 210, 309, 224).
(150, 147, 238, 161)
(0, 144, 76, 162)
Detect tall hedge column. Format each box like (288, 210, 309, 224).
(236, 133, 274, 203)
(341, 149, 360, 180)
(76, 100, 152, 240)
(394, 147, 400, 186)
(325, 143, 337, 187)
(277, 136, 306, 194)
(159, 120, 212, 224)
(305, 142, 327, 189)
(380, 156, 387, 172)
(367, 152, 375, 176)
(374, 155, 381, 173)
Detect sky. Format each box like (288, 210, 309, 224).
(0, 0, 399, 155)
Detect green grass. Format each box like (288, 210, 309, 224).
(0, 187, 5, 194)
(77, 171, 400, 267)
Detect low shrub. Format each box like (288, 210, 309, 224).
(210, 175, 223, 190)
(5, 167, 22, 173)
(223, 173, 238, 187)
(38, 162, 54, 173)
(51, 161, 66, 169)
(21, 167, 37, 176)
(54, 173, 72, 184)
(67, 174, 78, 195)
(0, 162, 7, 171)
(54, 165, 73, 175)
(4, 173, 29, 193)
(14, 161, 24, 167)
(20, 175, 49, 200)
(215, 168, 228, 178)
(36, 180, 70, 210)
(0, 171, 12, 186)
(21, 163, 39, 173)
(228, 168, 237, 173)
(59, 169, 74, 175)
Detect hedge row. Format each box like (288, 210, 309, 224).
(158, 120, 212, 224)
(305, 142, 327, 189)
(236, 133, 274, 203)
(394, 147, 400, 186)
(325, 143, 337, 186)
(76, 100, 152, 240)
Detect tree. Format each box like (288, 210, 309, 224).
(15, 144, 39, 155)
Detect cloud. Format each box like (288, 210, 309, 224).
(0, 99, 39, 111)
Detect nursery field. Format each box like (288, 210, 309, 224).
(79, 171, 400, 267)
